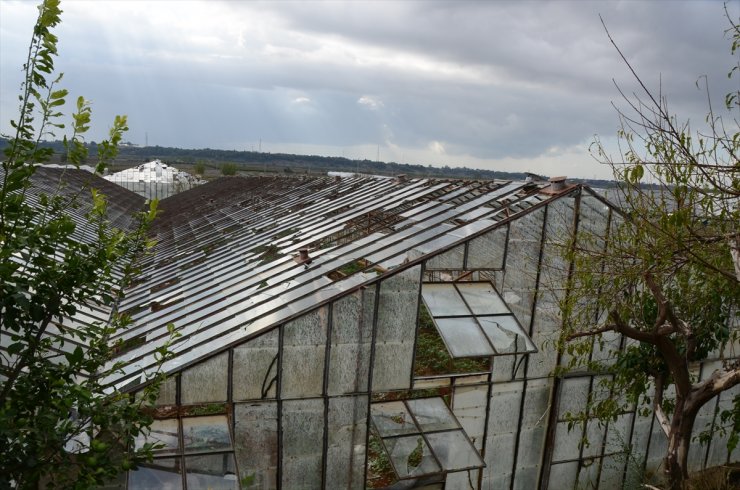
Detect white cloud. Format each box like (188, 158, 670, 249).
(357, 95, 383, 110)
(428, 141, 446, 155)
(292, 96, 311, 105)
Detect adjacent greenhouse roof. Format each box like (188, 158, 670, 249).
(104, 174, 579, 391)
(8, 167, 586, 392)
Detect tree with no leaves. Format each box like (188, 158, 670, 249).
(559, 15, 740, 490)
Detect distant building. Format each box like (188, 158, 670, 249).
(104, 160, 202, 199)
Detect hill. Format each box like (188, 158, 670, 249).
(0, 138, 616, 187)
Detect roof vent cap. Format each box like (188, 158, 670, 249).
(549, 176, 567, 192)
(294, 248, 312, 265)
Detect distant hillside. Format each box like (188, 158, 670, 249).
(0, 138, 617, 187)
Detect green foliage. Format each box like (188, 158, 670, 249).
(366, 428, 395, 488)
(193, 160, 206, 175)
(560, 16, 740, 488)
(0, 2, 172, 488)
(220, 162, 238, 176)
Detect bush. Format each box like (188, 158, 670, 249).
(221, 162, 237, 176)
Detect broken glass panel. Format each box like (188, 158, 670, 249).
(478, 316, 534, 353)
(182, 416, 232, 454)
(385, 435, 441, 479)
(371, 401, 417, 437)
(232, 329, 279, 401)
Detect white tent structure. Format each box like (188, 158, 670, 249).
(104, 160, 203, 199)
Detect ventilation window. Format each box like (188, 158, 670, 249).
(420, 281, 536, 358)
(370, 397, 484, 480)
(130, 415, 238, 489)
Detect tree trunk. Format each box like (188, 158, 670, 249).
(663, 399, 696, 490)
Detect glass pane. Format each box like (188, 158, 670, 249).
(232, 329, 279, 401)
(135, 419, 179, 454)
(434, 317, 495, 357)
(180, 352, 229, 404)
(182, 416, 232, 453)
(371, 401, 418, 437)
(384, 435, 441, 479)
(421, 283, 469, 316)
(372, 267, 419, 391)
(456, 282, 509, 315)
(326, 396, 368, 489)
(478, 315, 533, 353)
(128, 458, 182, 489)
(280, 398, 324, 488)
(233, 402, 278, 490)
(425, 431, 484, 471)
(280, 307, 327, 398)
(405, 398, 460, 432)
(185, 454, 238, 490)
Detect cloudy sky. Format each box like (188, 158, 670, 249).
(1, 1, 737, 179)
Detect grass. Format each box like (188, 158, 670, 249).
(687, 464, 740, 490)
(366, 428, 396, 488)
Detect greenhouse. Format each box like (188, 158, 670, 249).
(103, 160, 203, 200)
(10, 167, 738, 489)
